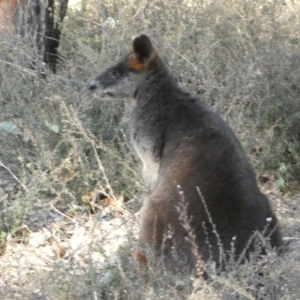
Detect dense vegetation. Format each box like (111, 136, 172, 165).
(0, 0, 299, 298)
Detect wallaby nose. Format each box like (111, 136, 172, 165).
(89, 82, 97, 91)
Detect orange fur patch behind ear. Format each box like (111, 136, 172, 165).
(128, 55, 148, 72)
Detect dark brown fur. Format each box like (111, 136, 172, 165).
(89, 34, 283, 275)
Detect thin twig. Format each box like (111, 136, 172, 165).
(167, 43, 198, 71)
(50, 202, 75, 222)
(0, 160, 29, 192)
(93, 291, 98, 300)
(196, 186, 224, 264)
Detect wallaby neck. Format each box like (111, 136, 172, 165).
(134, 63, 178, 103)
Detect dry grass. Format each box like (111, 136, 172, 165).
(0, 0, 300, 299)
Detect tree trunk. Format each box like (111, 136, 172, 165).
(17, 0, 68, 73)
(44, 0, 68, 73)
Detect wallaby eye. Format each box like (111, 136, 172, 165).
(112, 70, 121, 77)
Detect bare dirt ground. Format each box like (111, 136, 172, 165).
(0, 166, 140, 298)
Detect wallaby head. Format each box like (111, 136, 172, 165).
(89, 34, 161, 98)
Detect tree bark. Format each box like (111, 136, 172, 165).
(44, 0, 69, 73)
(16, 0, 69, 73)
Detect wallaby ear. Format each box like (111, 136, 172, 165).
(133, 34, 154, 63)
